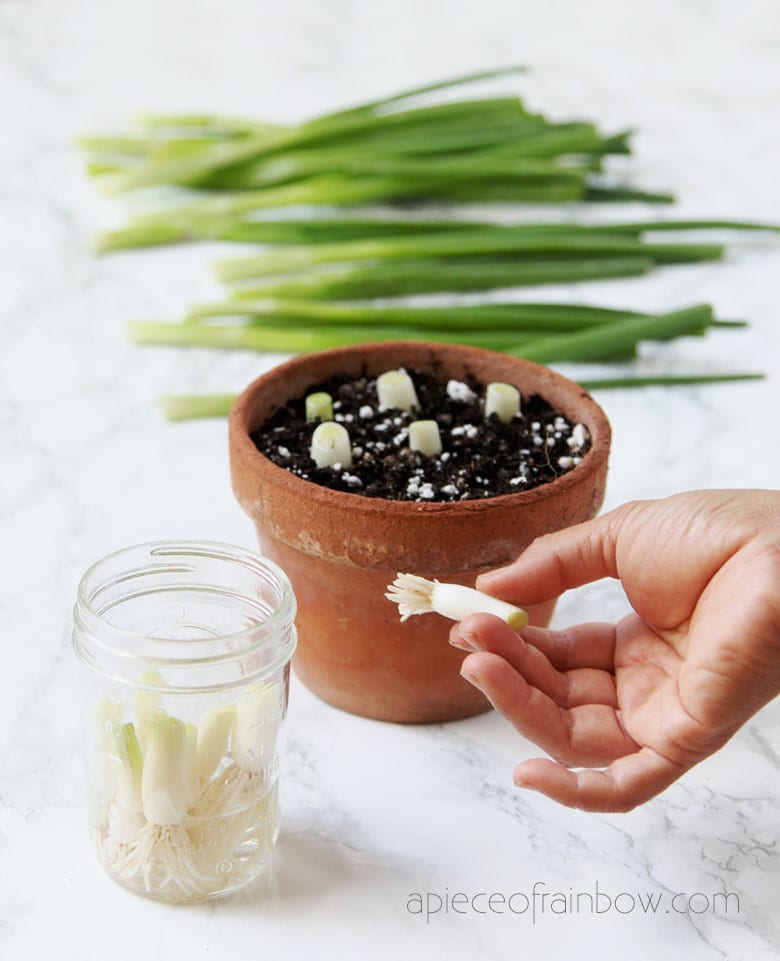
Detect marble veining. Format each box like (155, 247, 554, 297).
(1, 0, 779, 958)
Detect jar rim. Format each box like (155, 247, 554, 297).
(73, 540, 296, 674)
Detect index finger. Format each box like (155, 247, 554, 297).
(476, 502, 640, 604)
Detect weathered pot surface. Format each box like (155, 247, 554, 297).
(229, 341, 611, 723)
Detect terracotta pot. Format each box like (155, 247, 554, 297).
(229, 341, 611, 724)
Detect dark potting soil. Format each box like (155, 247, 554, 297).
(252, 368, 591, 503)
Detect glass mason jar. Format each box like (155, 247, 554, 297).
(71, 541, 297, 903)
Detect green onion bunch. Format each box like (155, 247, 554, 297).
(80, 66, 677, 253)
(79, 69, 776, 420)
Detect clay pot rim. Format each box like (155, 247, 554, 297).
(229, 340, 611, 519)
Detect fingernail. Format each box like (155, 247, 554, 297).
(512, 774, 539, 791)
(513, 776, 539, 793)
(450, 628, 482, 653)
(461, 668, 495, 709)
(460, 666, 484, 691)
(475, 571, 498, 590)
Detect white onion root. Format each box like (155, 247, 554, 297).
(94, 766, 278, 902)
(386, 572, 528, 629)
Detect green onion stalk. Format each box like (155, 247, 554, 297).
(132, 301, 717, 355)
(159, 371, 764, 423)
(212, 229, 726, 283)
(222, 256, 657, 300)
(93, 214, 779, 255)
(184, 298, 746, 331)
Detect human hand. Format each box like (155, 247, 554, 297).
(451, 489, 780, 812)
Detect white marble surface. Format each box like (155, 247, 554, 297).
(1, 0, 779, 958)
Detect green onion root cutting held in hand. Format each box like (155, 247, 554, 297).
(386, 573, 528, 629)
